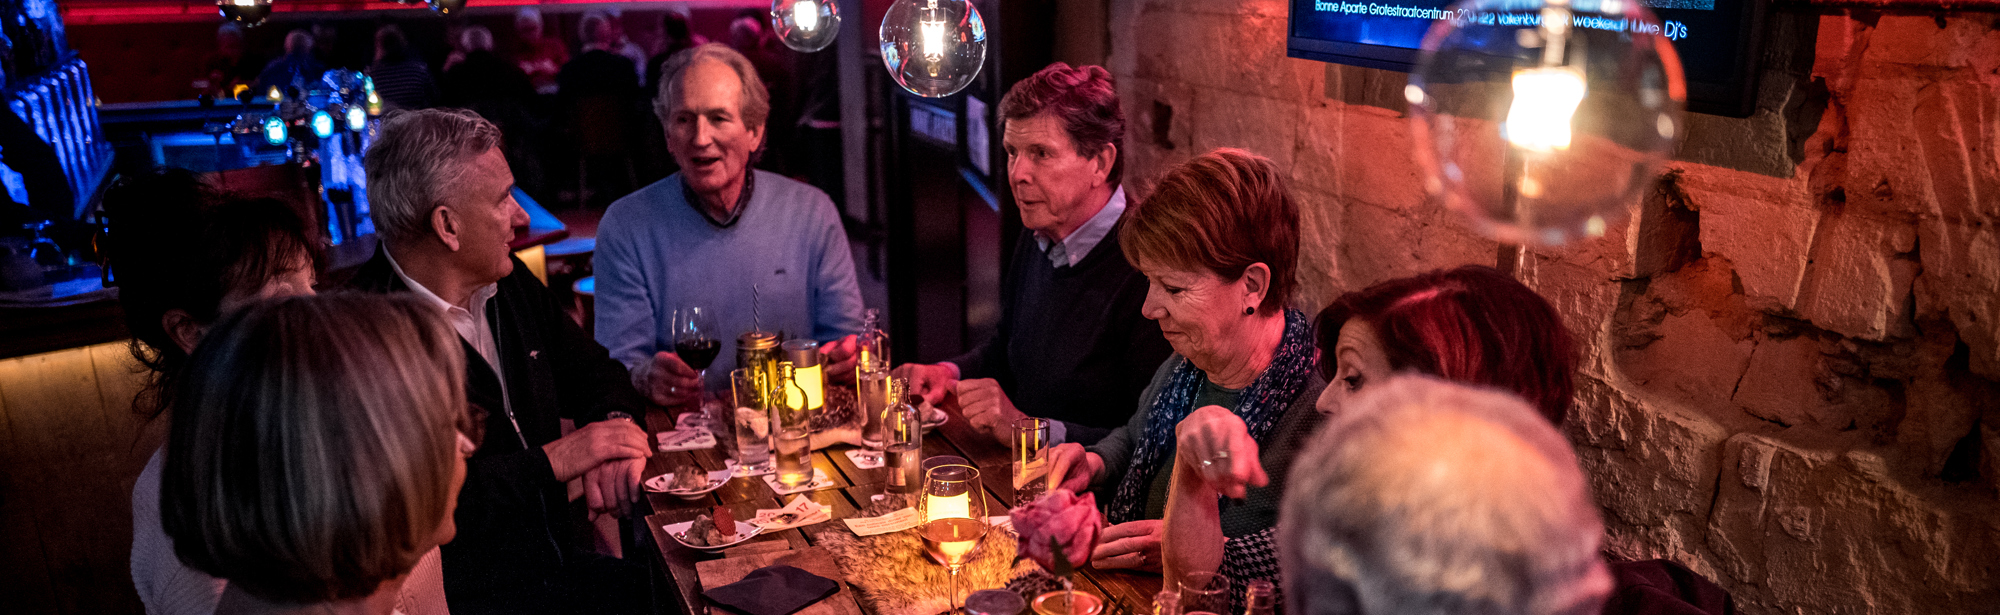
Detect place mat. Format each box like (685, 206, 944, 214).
(818, 494, 1048, 615)
(698, 547, 860, 615)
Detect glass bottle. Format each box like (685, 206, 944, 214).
(857, 308, 891, 368)
(771, 362, 814, 488)
(1240, 580, 1274, 615)
(883, 377, 924, 494)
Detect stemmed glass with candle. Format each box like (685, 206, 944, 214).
(920, 464, 987, 614)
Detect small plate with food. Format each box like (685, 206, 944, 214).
(663, 508, 764, 551)
(644, 462, 735, 499)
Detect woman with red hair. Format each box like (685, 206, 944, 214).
(1164, 265, 1579, 607)
(1312, 265, 1577, 425)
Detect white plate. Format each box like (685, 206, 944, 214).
(644, 463, 735, 499)
(662, 519, 764, 551)
(918, 405, 949, 431)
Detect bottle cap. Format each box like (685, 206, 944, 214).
(782, 338, 820, 368)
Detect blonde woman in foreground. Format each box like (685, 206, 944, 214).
(160, 293, 474, 615)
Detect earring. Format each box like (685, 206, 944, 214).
(1243, 306, 1255, 316)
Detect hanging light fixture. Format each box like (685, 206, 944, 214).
(310, 110, 335, 139)
(428, 0, 468, 16)
(346, 105, 368, 132)
(1406, 0, 1684, 246)
(218, 0, 274, 27)
(878, 0, 986, 97)
(771, 0, 840, 52)
(262, 116, 288, 146)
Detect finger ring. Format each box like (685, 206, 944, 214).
(1199, 458, 1215, 468)
(1213, 449, 1232, 460)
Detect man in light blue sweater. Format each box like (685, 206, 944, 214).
(595, 43, 864, 404)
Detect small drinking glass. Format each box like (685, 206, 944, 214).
(1179, 572, 1227, 615)
(1012, 417, 1051, 506)
(883, 395, 924, 493)
(729, 368, 775, 477)
(855, 359, 892, 464)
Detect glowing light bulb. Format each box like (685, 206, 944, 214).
(919, 14, 947, 62)
(262, 116, 286, 145)
(879, 0, 985, 97)
(311, 110, 334, 139)
(266, 86, 283, 103)
(772, 0, 839, 52)
(346, 106, 367, 132)
(794, 0, 819, 31)
(1503, 67, 1586, 152)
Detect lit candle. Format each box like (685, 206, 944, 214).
(781, 340, 825, 411)
(792, 363, 823, 410)
(925, 491, 971, 523)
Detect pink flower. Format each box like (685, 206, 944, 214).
(1012, 490, 1101, 575)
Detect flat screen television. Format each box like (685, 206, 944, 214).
(1287, 0, 1767, 117)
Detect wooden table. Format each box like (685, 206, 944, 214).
(642, 398, 1163, 615)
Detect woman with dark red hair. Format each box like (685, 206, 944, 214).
(1164, 265, 1578, 609)
(1312, 265, 1577, 425)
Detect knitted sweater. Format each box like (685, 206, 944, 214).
(948, 224, 1171, 444)
(595, 171, 865, 392)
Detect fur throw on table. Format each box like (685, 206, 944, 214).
(820, 494, 1058, 615)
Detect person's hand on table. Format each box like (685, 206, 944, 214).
(820, 335, 860, 384)
(640, 351, 702, 407)
(582, 457, 645, 515)
(543, 417, 651, 483)
(894, 362, 959, 407)
(1174, 405, 1267, 499)
(958, 378, 1028, 444)
(1090, 520, 1163, 571)
(1045, 443, 1102, 493)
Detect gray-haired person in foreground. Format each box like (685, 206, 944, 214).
(1278, 375, 1613, 615)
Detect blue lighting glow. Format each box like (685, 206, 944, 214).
(311, 110, 335, 138)
(346, 106, 367, 132)
(262, 116, 286, 145)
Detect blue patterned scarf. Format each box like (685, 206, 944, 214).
(1107, 308, 1317, 524)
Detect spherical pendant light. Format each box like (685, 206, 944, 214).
(879, 0, 986, 98)
(1407, 0, 1685, 245)
(772, 0, 840, 52)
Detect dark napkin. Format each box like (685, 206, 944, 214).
(704, 565, 840, 615)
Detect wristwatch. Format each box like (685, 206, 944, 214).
(606, 411, 635, 422)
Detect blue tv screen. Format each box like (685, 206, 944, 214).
(1287, 0, 1766, 117)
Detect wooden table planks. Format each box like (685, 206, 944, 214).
(643, 397, 1163, 615)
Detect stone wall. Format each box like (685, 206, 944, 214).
(1103, 1, 2000, 612)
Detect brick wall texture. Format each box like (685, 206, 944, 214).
(1103, 2, 2000, 612)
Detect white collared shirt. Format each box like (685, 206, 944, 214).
(1034, 186, 1126, 269)
(386, 249, 502, 374)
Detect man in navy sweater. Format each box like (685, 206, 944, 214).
(898, 63, 1173, 447)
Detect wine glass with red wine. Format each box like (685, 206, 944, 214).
(673, 306, 721, 398)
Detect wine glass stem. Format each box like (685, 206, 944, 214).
(949, 567, 960, 614)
